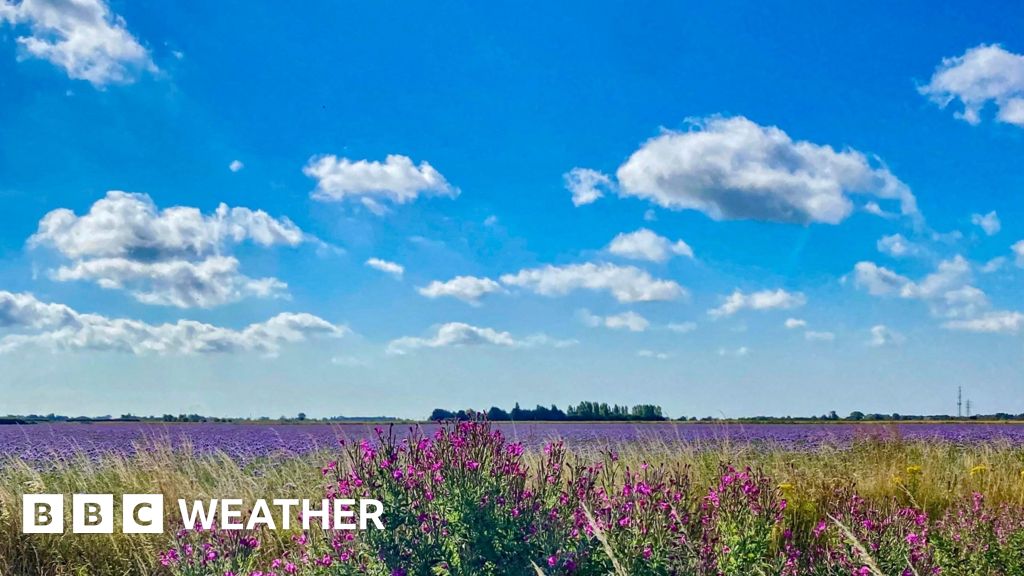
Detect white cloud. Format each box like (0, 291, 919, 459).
(877, 234, 923, 258)
(365, 258, 404, 279)
(0, 291, 344, 355)
(980, 256, 1006, 274)
(804, 330, 835, 342)
(0, 0, 156, 86)
(941, 285, 989, 320)
(643, 209, 657, 222)
(863, 201, 898, 219)
(52, 255, 287, 308)
(970, 211, 1001, 236)
(0, 290, 77, 329)
(607, 228, 694, 262)
(853, 256, 997, 322)
(30, 191, 303, 308)
(564, 167, 613, 206)
(483, 215, 498, 227)
(708, 289, 806, 318)
(943, 311, 1024, 334)
(784, 318, 807, 329)
(304, 154, 456, 207)
(31, 191, 304, 259)
(1013, 240, 1024, 266)
(853, 257, 974, 301)
(637, 349, 670, 360)
(500, 262, 686, 303)
(868, 324, 904, 347)
(615, 116, 917, 224)
(666, 321, 697, 333)
(577, 309, 649, 332)
(920, 44, 1024, 127)
(387, 322, 550, 355)
(417, 275, 503, 305)
(229, 160, 244, 173)
(904, 256, 971, 300)
(851, 262, 914, 297)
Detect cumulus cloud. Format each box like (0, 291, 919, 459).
(614, 116, 917, 224)
(365, 258, 404, 279)
(417, 275, 503, 305)
(0, 291, 344, 355)
(877, 234, 923, 258)
(229, 160, 244, 173)
(304, 154, 456, 207)
(577, 309, 649, 332)
(31, 191, 303, 259)
(0, 0, 156, 86)
(637, 349, 670, 360)
(607, 228, 694, 262)
(784, 318, 807, 329)
(943, 311, 1024, 334)
(29, 191, 304, 308)
(852, 256, 971, 301)
(1013, 240, 1024, 266)
(920, 44, 1024, 127)
(564, 167, 613, 206)
(385, 322, 568, 355)
(500, 263, 686, 303)
(868, 324, 904, 347)
(851, 262, 913, 297)
(708, 289, 806, 318)
(970, 211, 1001, 236)
(852, 256, 1017, 328)
(51, 256, 287, 308)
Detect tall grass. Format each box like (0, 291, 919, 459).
(0, 433, 1022, 575)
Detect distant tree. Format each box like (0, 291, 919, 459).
(848, 411, 865, 421)
(297, 412, 307, 421)
(429, 409, 455, 421)
(486, 406, 509, 421)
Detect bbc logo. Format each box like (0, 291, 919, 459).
(23, 494, 163, 534)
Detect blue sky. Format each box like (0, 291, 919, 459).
(0, 0, 1022, 419)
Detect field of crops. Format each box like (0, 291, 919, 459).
(5, 421, 1024, 462)
(2, 420, 1024, 575)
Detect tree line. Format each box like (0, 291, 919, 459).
(429, 401, 667, 422)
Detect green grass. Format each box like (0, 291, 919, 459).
(1, 437, 1022, 575)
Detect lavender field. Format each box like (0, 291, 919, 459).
(3, 421, 1024, 464)
(3, 420, 1024, 575)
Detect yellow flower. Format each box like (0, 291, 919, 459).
(892, 474, 904, 485)
(778, 482, 794, 491)
(970, 465, 987, 477)
(906, 465, 922, 475)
